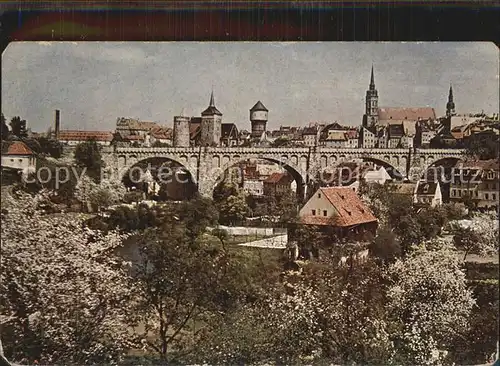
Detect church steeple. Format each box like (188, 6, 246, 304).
(209, 89, 215, 107)
(363, 65, 379, 127)
(446, 84, 456, 117)
(201, 90, 222, 116)
(200, 89, 223, 147)
(370, 65, 375, 90)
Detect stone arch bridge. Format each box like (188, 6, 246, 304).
(101, 146, 465, 198)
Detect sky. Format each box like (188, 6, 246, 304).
(2, 42, 498, 133)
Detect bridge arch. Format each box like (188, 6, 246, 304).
(421, 156, 463, 181)
(326, 156, 404, 180)
(121, 156, 198, 201)
(206, 156, 307, 200)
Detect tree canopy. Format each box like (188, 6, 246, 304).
(9, 116, 28, 138)
(74, 140, 103, 182)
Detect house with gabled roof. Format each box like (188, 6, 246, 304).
(450, 159, 499, 210)
(302, 125, 320, 147)
(263, 172, 294, 196)
(414, 180, 442, 207)
(288, 187, 378, 250)
(362, 166, 392, 185)
(1, 140, 37, 171)
(221, 123, 239, 147)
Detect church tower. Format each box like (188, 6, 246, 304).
(446, 84, 456, 117)
(201, 91, 223, 146)
(362, 66, 379, 128)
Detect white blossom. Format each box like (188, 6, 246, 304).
(74, 174, 126, 211)
(1, 191, 136, 364)
(386, 245, 475, 364)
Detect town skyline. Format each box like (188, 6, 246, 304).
(2, 42, 498, 132)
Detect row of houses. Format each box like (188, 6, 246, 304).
(286, 182, 440, 259)
(2, 138, 498, 212)
(242, 157, 499, 211)
(286, 160, 499, 260)
(360, 113, 499, 149)
(25, 107, 498, 150)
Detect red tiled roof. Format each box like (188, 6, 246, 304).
(58, 130, 113, 142)
(301, 187, 377, 227)
(138, 121, 161, 129)
(3, 141, 34, 155)
(263, 172, 291, 184)
(345, 129, 359, 139)
(151, 127, 172, 139)
(189, 121, 201, 138)
(123, 135, 144, 141)
(378, 107, 436, 121)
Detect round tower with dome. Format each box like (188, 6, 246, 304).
(250, 101, 268, 138)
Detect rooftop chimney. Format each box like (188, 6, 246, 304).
(54, 109, 60, 140)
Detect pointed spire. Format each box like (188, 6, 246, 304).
(201, 89, 222, 116)
(370, 64, 375, 90)
(180, 107, 186, 117)
(446, 83, 456, 117)
(209, 87, 215, 107)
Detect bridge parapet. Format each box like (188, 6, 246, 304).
(415, 148, 465, 155)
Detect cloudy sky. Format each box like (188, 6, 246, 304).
(2, 42, 498, 132)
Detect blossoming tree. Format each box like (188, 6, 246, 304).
(1, 191, 135, 364)
(386, 243, 475, 365)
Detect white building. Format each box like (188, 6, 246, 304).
(1, 141, 36, 171)
(243, 179, 264, 196)
(362, 166, 392, 185)
(302, 125, 320, 147)
(413, 180, 442, 207)
(360, 127, 376, 148)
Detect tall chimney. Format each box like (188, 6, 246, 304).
(54, 109, 60, 139)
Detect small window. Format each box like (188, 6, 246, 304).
(312, 209, 316, 216)
(475, 191, 479, 197)
(18, 159, 22, 163)
(318, 193, 321, 199)
(485, 193, 489, 200)
(10, 159, 14, 162)
(459, 190, 462, 197)
(493, 193, 497, 200)
(323, 210, 327, 216)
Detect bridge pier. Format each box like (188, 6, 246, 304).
(197, 178, 215, 198)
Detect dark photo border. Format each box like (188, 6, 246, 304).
(0, 1, 499, 53)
